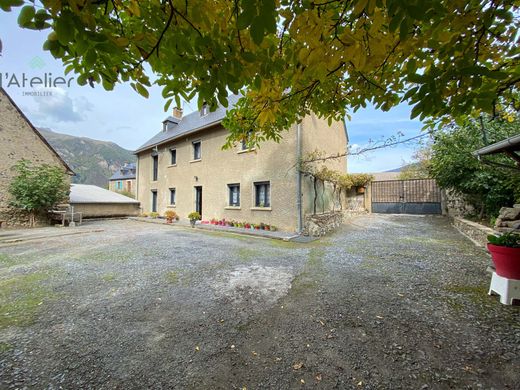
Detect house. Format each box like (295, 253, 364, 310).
(69, 184, 140, 218)
(108, 162, 137, 196)
(135, 97, 348, 232)
(0, 88, 74, 227)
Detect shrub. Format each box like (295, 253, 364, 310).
(149, 212, 159, 218)
(164, 210, 178, 220)
(9, 159, 69, 226)
(188, 211, 201, 220)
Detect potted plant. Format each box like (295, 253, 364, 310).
(150, 212, 159, 219)
(164, 210, 177, 224)
(487, 233, 520, 279)
(188, 211, 201, 228)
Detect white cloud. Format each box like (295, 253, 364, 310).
(31, 88, 92, 123)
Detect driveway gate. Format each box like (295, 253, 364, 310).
(371, 179, 442, 214)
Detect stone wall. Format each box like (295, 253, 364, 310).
(0, 88, 72, 228)
(445, 190, 475, 217)
(452, 217, 494, 248)
(495, 205, 520, 233)
(303, 211, 343, 237)
(344, 188, 365, 211)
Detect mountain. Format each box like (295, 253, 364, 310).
(39, 128, 136, 187)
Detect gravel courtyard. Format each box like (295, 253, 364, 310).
(0, 215, 519, 389)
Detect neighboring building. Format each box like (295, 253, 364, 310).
(135, 97, 348, 232)
(108, 162, 136, 196)
(70, 184, 140, 218)
(0, 88, 74, 226)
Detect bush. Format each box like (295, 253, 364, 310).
(149, 212, 159, 218)
(429, 116, 520, 218)
(164, 210, 178, 220)
(9, 160, 69, 226)
(188, 211, 201, 220)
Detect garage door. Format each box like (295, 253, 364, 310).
(371, 179, 442, 214)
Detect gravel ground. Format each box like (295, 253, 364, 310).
(0, 215, 518, 389)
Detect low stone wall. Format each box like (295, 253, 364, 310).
(303, 211, 343, 237)
(452, 217, 494, 248)
(0, 206, 49, 228)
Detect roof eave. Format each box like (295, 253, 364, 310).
(473, 135, 520, 156)
(134, 118, 224, 154)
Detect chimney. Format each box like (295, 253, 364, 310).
(172, 107, 183, 120)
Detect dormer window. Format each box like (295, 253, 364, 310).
(200, 103, 209, 117)
(163, 122, 168, 132)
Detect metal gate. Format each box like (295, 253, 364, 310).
(371, 179, 442, 214)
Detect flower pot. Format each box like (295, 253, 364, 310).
(356, 186, 365, 194)
(487, 244, 520, 279)
(190, 219, 196, 228)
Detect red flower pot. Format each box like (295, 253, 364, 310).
(487, 244, 520, 280)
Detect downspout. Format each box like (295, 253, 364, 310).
(296, 122, 303, 234)
(135, 154, 140, 212)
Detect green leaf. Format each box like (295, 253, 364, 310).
(250, 17, 264, 45)
(134, 83, 149, 98)
(18, 5, 35, 27)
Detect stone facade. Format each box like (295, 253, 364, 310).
(136, 111, 347, 232)
(0, 88, 73, 227)
(303, 211, 344, 237)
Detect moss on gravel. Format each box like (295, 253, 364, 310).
(236, 248, 259, 262)
(0, 253, 17, 267)
(290, 248, 327, 295)
(102, 273, 117, 282)
(0, 272, 52, 329)
(0, 341, 13, 353)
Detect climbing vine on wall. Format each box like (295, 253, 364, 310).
(299, 151, 373, 214)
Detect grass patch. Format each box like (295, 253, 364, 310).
(0, 272, 52, 329)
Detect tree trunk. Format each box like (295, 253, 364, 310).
(29, 212, 35, 227)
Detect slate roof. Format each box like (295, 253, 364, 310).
(70, 184, 140, 204)
(135, 94, 241, 153)
(109, 163, 136, 181)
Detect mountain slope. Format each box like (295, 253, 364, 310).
(39, 128, 136, 187)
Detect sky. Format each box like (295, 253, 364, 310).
(0, 10, 425, 173)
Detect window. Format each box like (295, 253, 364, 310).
(152, 154, 158, 181)
(254, 181, 270, 207)
(192, 141, 201, 160)
(228, 184, 240, 207)
(170, 148, 177, 165)
(200, 103, 209, 116)
(117, 181, 123, 190)
(169, 188, 176, 205)
(240, 130, 253, 151)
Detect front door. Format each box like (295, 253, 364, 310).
(195, 186, 202, 216)
(151, 190, 157, 212)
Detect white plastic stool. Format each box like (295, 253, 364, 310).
(488, 272, 520, 305)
